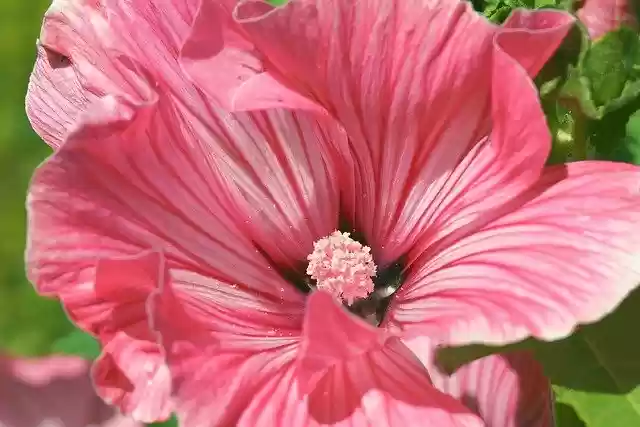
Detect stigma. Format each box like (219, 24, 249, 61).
(306, 231, 377, 305)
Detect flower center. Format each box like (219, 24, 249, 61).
(306, 231, 377, 305)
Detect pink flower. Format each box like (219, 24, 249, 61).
(0, 354, 141, 427)
(24, 0, 640, 425)
(577, 0, 638, 39)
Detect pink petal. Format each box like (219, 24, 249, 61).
(179, 108, 344, 269)
(54, 249, 172, 421)
(387, 12, 574, 267)
(60, 252, 161, 340)
(153, 290, 482, 426)
(577, 0, 638, 39)
(27, 0, 154, 148)
(0, 355, 142, 427)
(429, 351, 552, 427)
(52, 251, 173, 421)
(500, 9, 577, 77)
(36, 0, 344, 263)
(27, 94, 316, 417)
(297, 291, 389, 392)
(151, 277, 302, 426)
(180, 1, 573, 264)
(387, 162, 640, 347)
(27, 93, 301, 307)
(26, 44, 96, 149)
(240, 340, 483, 427)
(93, 333, 173, 423)
(179, 0, 325, 114)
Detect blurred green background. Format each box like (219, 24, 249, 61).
(1, 0, 74, 356)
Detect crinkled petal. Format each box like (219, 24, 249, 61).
(499, 9, 577, 77)
(93, 333, 173, 423)
(387, 162, 640, 347)
(181, 1, 573, 265)
(54, 251, 173, 421)
(153, 290, 482, 426)
(0, 355, 142, 427)
(26, 0, 153, 148)
(26, 44, 97, 149)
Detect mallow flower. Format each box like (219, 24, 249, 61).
(25, 0, 640, 425)
(0, 354, 141, 427)
(577, 0, 638, 39)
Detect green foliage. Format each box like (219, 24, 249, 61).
(438, 288, 640, 427)
(538, 19, 640, 165)
(149, 415, 179, 427)
(0, 0, 73, 356)
(560, 27, 640, 120)
(473, 0, 574, 22)
(51, 329, 101, 360)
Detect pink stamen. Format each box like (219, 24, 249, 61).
(306, 231, 377, 305)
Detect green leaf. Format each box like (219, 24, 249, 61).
(561, 27, 640, 120)
(535, 24, 591, 162)
(586, 94, 640, 163)
(596, 109, 640, 164)
(437, 287, 640, 426)
(51, 329, 101, 360)
(149, 415, 179, 427)
(618, 109, 640, 163)
(584, 28, 640, 106)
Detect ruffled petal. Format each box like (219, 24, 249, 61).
(181, 1, 574, 265)
(387, 162, 640, 347)
(153, 290, 482, 426)
(93, 333, 173, 423)
(26, 0, 154, 148)
(430, 351, 552, 427)
(26, 44, 97, 149)
(53, 251, 172, 421)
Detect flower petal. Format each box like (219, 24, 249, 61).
(153, 290, 482, 426)
(27, 94, 300, 304)
(26, 94, 309, 417)
(180, 107, 344, 269)
(66, 251, 172, 422)
(429, 352, 552, 427)
(66, 0, 345, 266)
(26, 44, 97, 149)
(387, 162, 640, 346)
(238, 340, 484, 427)
(93, 333, 173, 423)
(297, 291, 389, 392)
(500, 9, 576, 77)
(181, 2, 574, 265)
(26, 0, 154, 148)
